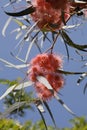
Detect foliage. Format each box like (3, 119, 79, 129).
(0, 117, 87, 130)
(69, 117, 87, 130)
(0, 118, 56, 130)
(0, 118, 21, 130)
(0, 79, 34, 117)
(4, 90, 33, 117)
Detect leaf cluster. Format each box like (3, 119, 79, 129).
(0, 117, 87, 130)
(0, 79, 33, 117)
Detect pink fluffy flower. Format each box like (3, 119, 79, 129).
(30, 0, 70, 30)
(28, 53, 64, 100)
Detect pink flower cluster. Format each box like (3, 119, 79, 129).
(31, 0, 70, 30)
(28, 53, 64, 100)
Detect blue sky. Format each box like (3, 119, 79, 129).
(0, 1, 87, 128)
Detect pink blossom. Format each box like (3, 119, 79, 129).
(30, 0, 70, 30)
(28, 53, 64, 100)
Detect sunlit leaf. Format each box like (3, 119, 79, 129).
(13, 18, 24, 27)
(54, 94, 76, 116)
(62, 24, 81, 29)
(82, 62, 87, 67)
(36, 76, 76, 116)
(36, 76, 53, 91)
(0, 58, 23, 70)
(77, 73, 87, 85)
(14, 81, 34, 90)
(2, 17, 12, 37)
(74, 0, 87, 3)
(0, 84, 17, 100)
(35, 100, 45, 113)
(11, 19, 27, 39)
(0, 81, 34, 100)
(13, 21, 39, 62)
(16, 31, 23, 39)
(25, 36, 37, 62)
(5, 63, 29, 68)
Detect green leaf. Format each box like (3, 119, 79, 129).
(63, 41, 70, 60)
(5, 6, 36, 17)
(0, 101, 26, 118)
(83, 83, 87, 94)
(57, 69, 86, 75)
(0, 79, 11, 85)
(37, 108, 48, 130)
(77, 73, 87, 85)
(13, 18, 24, 27)
(54, 94, 76, 116)
(61, 31, 87, 52)
(43, 101, 56, 129)
(0, 100, 34, 119)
